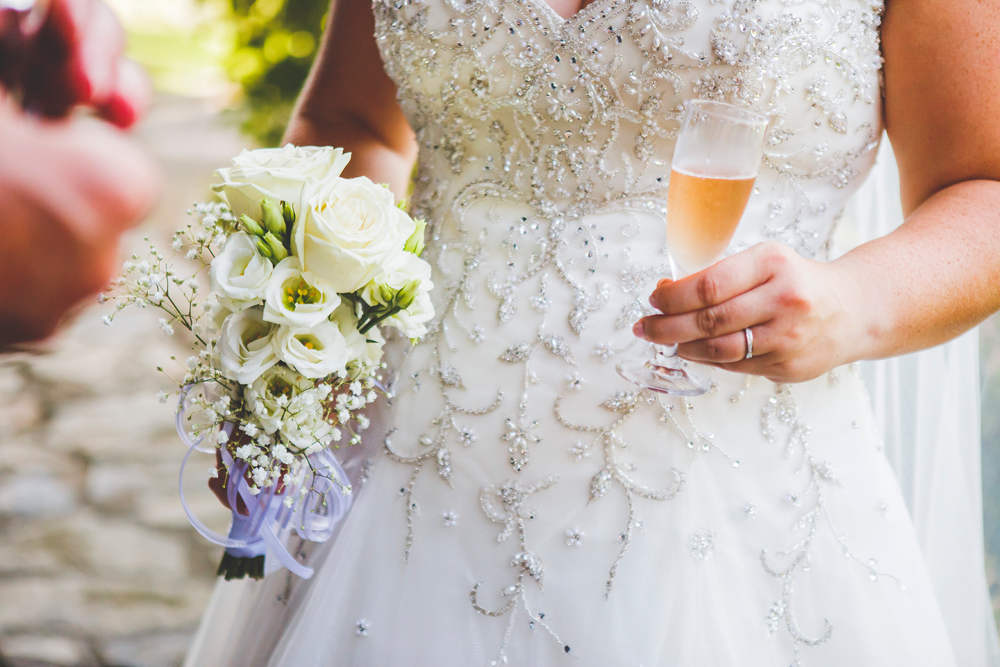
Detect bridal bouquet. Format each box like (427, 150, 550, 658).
(103, 145, 433, 580)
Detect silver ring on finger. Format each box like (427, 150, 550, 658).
(743, 327, 754, 360)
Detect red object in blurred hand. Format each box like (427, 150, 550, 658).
(0, 0, 149, 128)
(0, 0, 160, 347)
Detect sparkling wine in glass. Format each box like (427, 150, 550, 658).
(617, 99, 769, 396)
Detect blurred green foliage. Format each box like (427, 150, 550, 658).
(217, 0, 329, 145)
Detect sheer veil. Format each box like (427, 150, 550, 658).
(840, 138, 1000, 666)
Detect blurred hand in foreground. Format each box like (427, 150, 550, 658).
(0, 101, 161, 346)
(0, 0, 150, 126)
(0, 0, 159, 346)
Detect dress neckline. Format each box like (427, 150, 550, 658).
(524, 0, 617, 27)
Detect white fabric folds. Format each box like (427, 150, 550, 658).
(842, 138, 1000, 667)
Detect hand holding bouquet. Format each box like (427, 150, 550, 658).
(104, 145, 433, 579)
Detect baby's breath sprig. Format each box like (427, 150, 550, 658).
(173, 201, 238, 264)
(102, 235, 207, 344)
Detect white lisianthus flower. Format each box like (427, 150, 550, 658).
(331, 305, 384, 372)
(361, 252, 436, 339)
(246, 365, 312, 434)
(360, 251, 433, 305)
(263, 257, 340, 328)
(248, 368, 337, 452)
(292, 176, 416, 293)
(212, 145, 351, 220)
(274, 321, 349, 379)
(210, 232, 273, 309)
(385, 289, 435, 338)
(217, 307, 279, 384)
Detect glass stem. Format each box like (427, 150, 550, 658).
(654, 343, 679, 360)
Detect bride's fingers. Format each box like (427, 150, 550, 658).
(648, 242, 788, 315)
(702, 355, 775, 379)
(675, 322, 775, 363)
(635, 286, 777, 345)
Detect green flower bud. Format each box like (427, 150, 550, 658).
(263, 232, 289, 262)
(239, 214, 265, 237)
(396, 279, 419, 310)
(403, 217, 427, 256)
(260, 198, 286, 237)
(280, 200, 296, 229)
(255, 238, 273, 258)
(377, 283, 395, 305)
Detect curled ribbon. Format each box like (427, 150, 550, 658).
(176, 385, 353, 579)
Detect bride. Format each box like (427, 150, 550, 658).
(186, 0, 1000, 664)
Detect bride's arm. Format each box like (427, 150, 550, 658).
(836, 2, 1000, 357)
(282, 0, 417, 199)
(638, 2, 1000, 383)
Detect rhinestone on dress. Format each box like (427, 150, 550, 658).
(368, 0, 891, 661)
(689, 531, 715, 561)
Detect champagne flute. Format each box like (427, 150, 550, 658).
(617, 99, 769, 396)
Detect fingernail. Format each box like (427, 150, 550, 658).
(632, 320, 645, 338)
(657, 278, 673, 289)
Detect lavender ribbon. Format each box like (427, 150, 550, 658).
(176, 386, 353, 579)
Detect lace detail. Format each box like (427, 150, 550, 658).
(374, 0, 884, 257)
(368, 0, 893, 662)
(759, 382, 904, 665)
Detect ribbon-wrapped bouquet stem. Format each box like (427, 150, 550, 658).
(104, 146, 433, 580)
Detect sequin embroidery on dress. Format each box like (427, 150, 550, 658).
(366, 0, 908, 664)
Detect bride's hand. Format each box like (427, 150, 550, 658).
(208, 447, 248, 516)
(635, 242, 863, 383)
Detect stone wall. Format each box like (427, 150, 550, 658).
(0, 96, 248, 667)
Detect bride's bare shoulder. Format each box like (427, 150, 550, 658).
(283, 0, 416, 194)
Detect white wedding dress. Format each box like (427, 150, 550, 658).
(184, 0, 1000, 665)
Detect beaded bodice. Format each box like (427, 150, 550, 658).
(363, 2, 895, 664)
(374, 0, 884, 258)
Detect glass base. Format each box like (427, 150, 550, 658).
(616, 356, 709, 396)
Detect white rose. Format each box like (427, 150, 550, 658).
(212, 145, 351, 220)
(292, 176, 416, 293)
(263, 257, 340, 328)
(274, 321, 350, 379)
(217, 307, 279, 384)
(331, 305, 384, 372)
(210, 232, 273, 309)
